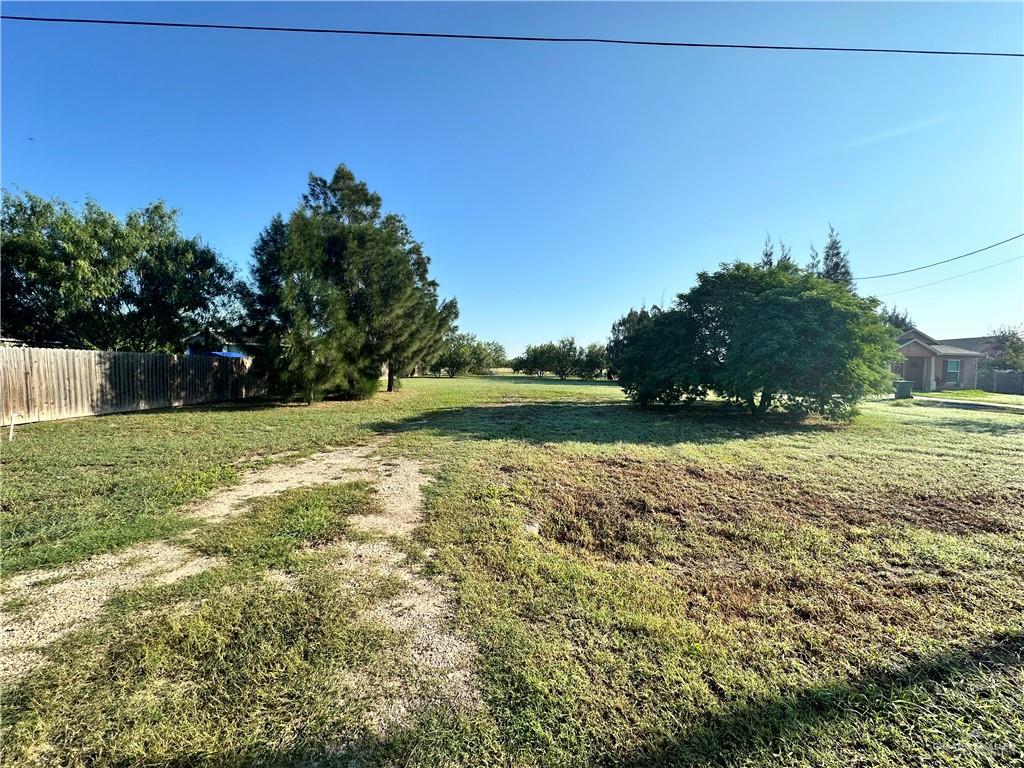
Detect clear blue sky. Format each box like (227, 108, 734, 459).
(3, 2, 1022, 353)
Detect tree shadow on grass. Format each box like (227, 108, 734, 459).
(144, 634, 1022, 767)
(373, 400, 839, 447)
(148, 709, 490, 768)
(619, 632, 1024, 767)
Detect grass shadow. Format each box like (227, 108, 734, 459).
(620, 632, 1024, 767)
(923, 415, 1024, 437)
(373, 400, 839, 447)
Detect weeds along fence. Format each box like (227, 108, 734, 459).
(0, 347, 267, 426)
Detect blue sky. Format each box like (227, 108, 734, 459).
(3, 2, 1022, 354)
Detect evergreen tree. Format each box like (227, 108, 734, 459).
(249, 215, 289, 337)
(275, 208, 374, 402)
(247, 215, 291, 389)
(776, 239, 794, 267)
(761, 236, 794, 270)
(879, 304, 914, 332)
(806, 243, 821, 274)
(818, 225, 854, 287)
(253, 164, 456, 400)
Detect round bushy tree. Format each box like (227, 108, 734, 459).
(617, 261, 898, 419)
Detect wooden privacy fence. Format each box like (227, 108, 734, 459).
(977, 369, 1024, 395)
(0, 347, 267, 426)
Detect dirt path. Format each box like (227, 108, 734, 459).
(188, 440, 385, 523)
(1, 441, 483, 721)
(0, 542, 221, 681)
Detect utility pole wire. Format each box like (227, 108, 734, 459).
(875, 254, 1023, 297)
(855, 233, 1024, 280)
(2, 15, 1023, 58)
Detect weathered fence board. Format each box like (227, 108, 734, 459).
(0, 347, 266, 426)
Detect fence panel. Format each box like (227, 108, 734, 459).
(0, 347, 266, 426)
(979, 369, 1024, 395)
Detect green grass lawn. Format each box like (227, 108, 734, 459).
(916, 389, 1024, 407)
(3, 375, 1023, 767)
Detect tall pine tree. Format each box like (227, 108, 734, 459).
(818, 225, 854, 288)
(249, 164, 457, 400)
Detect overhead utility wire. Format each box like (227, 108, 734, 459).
(2, 15, 1023, 58)
(876, 254, 1023, 297)
(855, 233, 1024, 280)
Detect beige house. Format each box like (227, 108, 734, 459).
(893, 328, 984, 392)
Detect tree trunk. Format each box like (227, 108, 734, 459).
(387, 366, 395, 392)
(747, 390, 773, 417)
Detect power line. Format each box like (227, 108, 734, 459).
(855, 233, 1024, 280)
(875, 254, 1023, 297)
(2, 15, 1023, 58)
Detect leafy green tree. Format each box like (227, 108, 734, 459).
(1, 191, 128, 345)
(1, 190, 239, 351)
(531, 342, 558, 375)
(483, 341, 508, 369)
(549, 337, 581, 380)
(617, 310, 708, 405)
(511, 342, 554, 376)
(989, 326, 1024, 372)
(435, 332, 489, 377)
(618, 261, 898, 419)
(513, 339, 605, 379)
(510, 348, 539, 376)
(576, 343, 607, 379)
(606, 307, 657, 379)
(119, 203, 241, 352)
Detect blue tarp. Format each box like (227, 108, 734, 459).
(210, 350, 246, 358)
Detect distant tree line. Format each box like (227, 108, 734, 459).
(511, 338, 607, 380)
(608, 227, 899, 420)
(1, 164, 464, 401)
(427, 333, 506, 377)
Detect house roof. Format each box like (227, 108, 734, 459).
(936, 336, 997, 354)
(931, 344, 984, 356)
(896, 328, 983, 357)
(181, 329, 229, 345)
(897, 327, 938, 345)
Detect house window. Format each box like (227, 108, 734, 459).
(944, 359, 960, 385)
